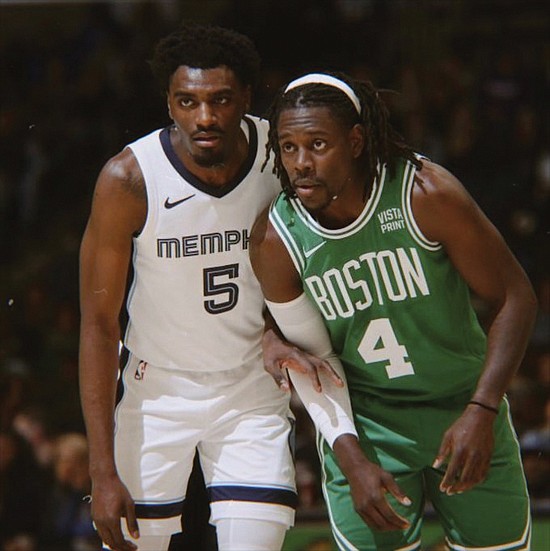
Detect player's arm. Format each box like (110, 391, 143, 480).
(79, 148, 146, 551)
(262, 304, 344, 393)
(250, 208, 411, 531)
(250, 207, 354, 441)
(412, 160, 538, 494)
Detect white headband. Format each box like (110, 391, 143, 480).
(284, 73, 361, 115)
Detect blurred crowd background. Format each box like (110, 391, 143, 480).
(0, 1, 548, 549)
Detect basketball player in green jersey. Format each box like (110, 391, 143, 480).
(250, 73, 537, 550)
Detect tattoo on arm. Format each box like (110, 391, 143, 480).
(122, 170, 146, 202)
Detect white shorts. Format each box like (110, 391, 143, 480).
(114, 352, 297, 536)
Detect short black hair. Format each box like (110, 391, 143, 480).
(150, 22, 261, 92)
(264, 71, 422, 198)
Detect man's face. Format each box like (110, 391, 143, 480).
(167, 66, 250, 167)
(277, 106, 362, 213)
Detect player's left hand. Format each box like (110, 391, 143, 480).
(432, 404, 496, 495)
(262, 329, 343, 392)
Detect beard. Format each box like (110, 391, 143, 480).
(191, 148, 227, 168)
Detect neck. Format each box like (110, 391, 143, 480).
(173, 126, 249, 188)
(315, 204, 361, 229)
(316, 173, 373, 229)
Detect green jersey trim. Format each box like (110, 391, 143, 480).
(269, 165, 388, 276)
(289, 164, 387, 240)
(269, 202, 306, 274)
(402, 161, 442, 252)
(316, 432, 362, 551)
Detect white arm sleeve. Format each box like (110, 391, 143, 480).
(265, 293, 358, 448)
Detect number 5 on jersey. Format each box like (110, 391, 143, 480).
(203, 264, 239, 314)
(358, 318, 414, 379)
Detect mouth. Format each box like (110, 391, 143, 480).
(292, 178, 320, 199)
(293, 176, 318, 188)
(192, 131, 223, 148)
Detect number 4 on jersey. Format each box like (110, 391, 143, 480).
(358, 318, 414, 379)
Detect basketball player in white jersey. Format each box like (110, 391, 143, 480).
(78, 23, 341, 551)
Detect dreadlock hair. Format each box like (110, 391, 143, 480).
(149, 22, 261, 93)
(264, 71, 422, 198)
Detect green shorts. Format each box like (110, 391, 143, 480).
(320, 393, 531, 551)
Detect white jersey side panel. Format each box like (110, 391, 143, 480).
(124, 116, 280, 371)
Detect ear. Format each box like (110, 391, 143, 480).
(166, 93, 173, 120)
(243, 85, 252, 114)
(349, 124, 365, 158)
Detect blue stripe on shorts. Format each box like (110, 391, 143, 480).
(208, 485, 297, 508)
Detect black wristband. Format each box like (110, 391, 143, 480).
(468, 400, 499, 415)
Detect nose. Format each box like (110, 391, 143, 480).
(295, 147, 313, 175)
(196, 102, 216, 127)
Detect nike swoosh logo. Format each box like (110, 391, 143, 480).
(164, 194, 196, 209)
(303, 241, 327, 258)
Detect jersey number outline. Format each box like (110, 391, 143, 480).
(358, 318, 415, 379)
(203, 264, 239, 314)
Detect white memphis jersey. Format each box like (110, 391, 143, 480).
(124, 116, 280, 371)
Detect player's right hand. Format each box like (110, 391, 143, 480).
(280, 353, 344, 393)
(91, 474, 139, 551)
(263, 330, 343, 392)
(334, 434, 411, 532)
(348, 460, 412, 532)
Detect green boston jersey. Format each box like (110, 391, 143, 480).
(270, 159, 487, 402)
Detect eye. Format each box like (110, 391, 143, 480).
(312, 139, 326, 151)
(215, 96, 230, 105)
(280, 142, 296, 154)
(179, 98, 195, 108)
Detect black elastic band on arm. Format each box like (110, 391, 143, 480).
(468, 400, 499, 415)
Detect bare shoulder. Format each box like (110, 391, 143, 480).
(412, 159, 468, 205)
(409, 160, 535, 309)
(249, 205, 303, 301)
(250, 206, 283, 268)
(250, 207, 273, 248)
(411, 159, 478, 243)
(95, 147, 146, 203)
(88, 147, 147, 236)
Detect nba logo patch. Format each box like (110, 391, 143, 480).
(134, 360, 148, 380)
